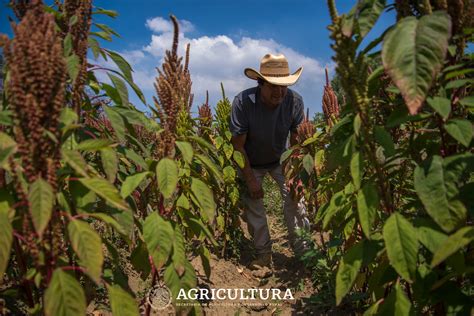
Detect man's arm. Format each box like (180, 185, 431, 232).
(231, 133, 264, 199)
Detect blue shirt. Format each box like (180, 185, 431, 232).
(230, 86, 304, 169)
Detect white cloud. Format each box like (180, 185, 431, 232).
(95, 16, 333, 115)
(146, 17, 195, 34)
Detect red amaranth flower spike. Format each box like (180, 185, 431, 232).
(322, 67, 340, 128)
(198, 91, 212, 138)
(3, 0, 66, 187)
(152, 15, 193, 158)
(297, 107, 315, 143)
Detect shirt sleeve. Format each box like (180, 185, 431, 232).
(290, 96, 305, 133)
(230, 96, 248, 136)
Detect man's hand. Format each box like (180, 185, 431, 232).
(231, 133, 264, 200)
(246, 177, 264, 200)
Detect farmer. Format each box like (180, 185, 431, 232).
(230, 53, 310, 271)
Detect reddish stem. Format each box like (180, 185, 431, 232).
(61, 266, 86, 273)
(83, 129, 97, 139)
(13, 231, 27, 243)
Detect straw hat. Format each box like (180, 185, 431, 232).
(244, 53, 303, 86)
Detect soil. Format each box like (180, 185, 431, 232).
(135, 211, 319, 316)
(86, 179, 322, 315)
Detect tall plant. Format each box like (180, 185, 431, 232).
(296, 0, 473, 313)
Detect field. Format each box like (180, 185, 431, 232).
(0, 0, 473, 315)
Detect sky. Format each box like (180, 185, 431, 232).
(0, 0, 396, 116)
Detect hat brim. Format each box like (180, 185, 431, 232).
(244, 67, 303, 86)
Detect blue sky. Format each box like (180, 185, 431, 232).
(1, 0, 396, 116)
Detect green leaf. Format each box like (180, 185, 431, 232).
(95, 23, 120, 38)
(176, 194, 190, 209)
(111, 107, 148, 126)
(62, 149, 89, 177)
(382, 12, 451, 114)
(223, 166, 236, 183)
(130, 241, 151, 280)
(350, 152, 363, 190)
(374, 126, 395, 156)
(302, 133, 318, 146)
(416, 221, 448, 253)
(79, 178, 128, 211)
(427, 97, 451, 119)
(195, 153, 223, 184)
(323, 191, 346, 229)
(0, 132, 17, 168)
(445, 67, 474, 80)
(444, 119, 473, 147)
(357, 183, 379, 239)
(223, 143, 234, 160)
(120, 172, 150, 198)
(225, 130, 232, 141)
(175, 141, 193, 164)
(164, 260, 197, 305)
(335, 242, 364, 305)
(191, 177, 216, 223)
(353, 113, 362, 136)
(459, 96, 474, 108)
(0, 209, 13, 279)
(76, 139, 114, 151)
(172, 226, 186, 276)
(108, 74, 129, 106)
(280, 149, 293, 164)
(59, 107, 78, 126)
(214, 136, 224, 149)
(0, 110, 13, 126)
(93, 8, 119, 17)
(88, 37, 101, 60)
(68, 219, 104, 283)
(156, 158, 179, 199)
(107, 284, 139, 316)
(187, 217, 218, 247)
(66, 54, 80, 83)
(87, 213, 126, 236)
(125, 77, 146, 105)
(358, 0, 386, 38)
(341, 5, 357, 37)
(63, 33, 73, 56)
(383, 213, 418, 282)
(431, 227, 474, 267)
(143, 212, 174, 269)
(110, 207, 133, 239)
(69, 181, 96, 212)
(101, 148, 118, 183)
(229, 186, 239, 206)
(378, 282, 412, 315)
(91, 31, 112, 41)
(363, 300, 382, 316)
(445, 78, 472, 90)
(414, 156, 466, 232)
(314, 149, 325, 168)
(233, 150, 245, 169)
(104, 106, 126, 142)
(44, 269, 86, 316)
(199, 245, 211, 279)
(29, 178, 54, 238)
(302, 153, 314, 175)
(122, 147, 147, 169)
(188, 135, 215, 153)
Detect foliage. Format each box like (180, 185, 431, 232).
(0, 0, 472, 315)
(0, 2, 243, 315)
(283, 0, 473, 313)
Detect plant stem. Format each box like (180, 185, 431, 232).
(13, 238, 35, 308)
